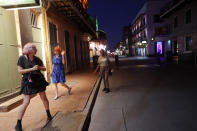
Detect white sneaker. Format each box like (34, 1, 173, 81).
(53, 96, 58, 100)
(68, 88, 72, 95)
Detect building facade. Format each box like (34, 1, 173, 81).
(0, 8, 21, 98)
(45, 0, 95, 74)
(161, 0, 197, 63)
(0, 0, 96, 98)
(122, 25, 132, 56)
(131, 0, 169, 57)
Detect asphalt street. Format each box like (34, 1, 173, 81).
(89, 56, 197, 131)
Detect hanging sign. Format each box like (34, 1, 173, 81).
(0, 0, 40, 9)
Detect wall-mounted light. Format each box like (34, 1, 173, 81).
(142, 41, 147, 44)
(168, 40, 171, 46)
(90, 42, 96, 49)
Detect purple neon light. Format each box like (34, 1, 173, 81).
(157, 42, 162, 54)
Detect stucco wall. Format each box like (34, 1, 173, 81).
(47, 11, 89, 73)
(168, 0, 197, 53)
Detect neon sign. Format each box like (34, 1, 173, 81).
(157, 42, 163, 54)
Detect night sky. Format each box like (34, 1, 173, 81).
(88, 0, 145, 50)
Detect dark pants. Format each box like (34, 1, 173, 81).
(100, 67, 109, 89)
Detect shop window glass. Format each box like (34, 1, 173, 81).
(185, 36, 192, 51)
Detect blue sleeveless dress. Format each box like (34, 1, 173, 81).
(52, 55, 66, 83)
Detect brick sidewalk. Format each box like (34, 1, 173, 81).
(0, 69, 97, 131)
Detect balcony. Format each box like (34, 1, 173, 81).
(160, 0, 191, 18)
(48, 0, 96, 35)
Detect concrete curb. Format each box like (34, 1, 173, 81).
(78, 76, 102, 131)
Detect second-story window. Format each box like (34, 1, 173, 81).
(186, 9, 191, 24)
(174, 16, 178, 28)
(31, 11, 39, 28)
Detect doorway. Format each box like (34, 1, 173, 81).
(49, 22, 58, 59)
(80, 41, 84, 67)
(64, 31, 71, 73)
(173, 40, 178, 56)
(74, 35, 78, 70)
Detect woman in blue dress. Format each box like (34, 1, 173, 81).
(52, 46, 71, 100)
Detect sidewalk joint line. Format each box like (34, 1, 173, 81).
(122, 107, 128, 131)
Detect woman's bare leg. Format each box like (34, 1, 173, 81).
(39, 91, 52, 120)
(15, 95, 31, 130)
(39, 91, 49, 110)
(18, 95, 31, 120)
(61, 83, 70, 89)
(54, 83, 58, 99)
(61, 83, 71, 95)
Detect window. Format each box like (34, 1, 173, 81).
(31, 12, 38, 28)
(174, 16, 178, 28)
(186, 10, 191, 24)
(49, 22, 58, 58)
(185, 36, 192, 51)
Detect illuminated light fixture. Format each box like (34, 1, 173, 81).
(151, 37, 155, 41)
(99, 44, 106, 50)
(168, 40, 171, 46)
(90, 42, 96, 49)
(142, 41, 147, 44)
(137, 42, 142, 46)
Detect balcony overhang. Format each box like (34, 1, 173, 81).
(160, 0, 186, 18)
(48, 0, 96, 35)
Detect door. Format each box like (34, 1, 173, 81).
(80, 41, 84, 67)
(0, 8, 21, 97)
(65, 31, 71, 73)
(74, 35, 78, 70)
(174, 40, 178, 56)
(49, 22, 57, 59)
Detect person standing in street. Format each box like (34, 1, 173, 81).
(115, 54, 119, 66)
(51, 46, 72, 100)
(15, 43, 52, 131)
(95, 49, 111, 93)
